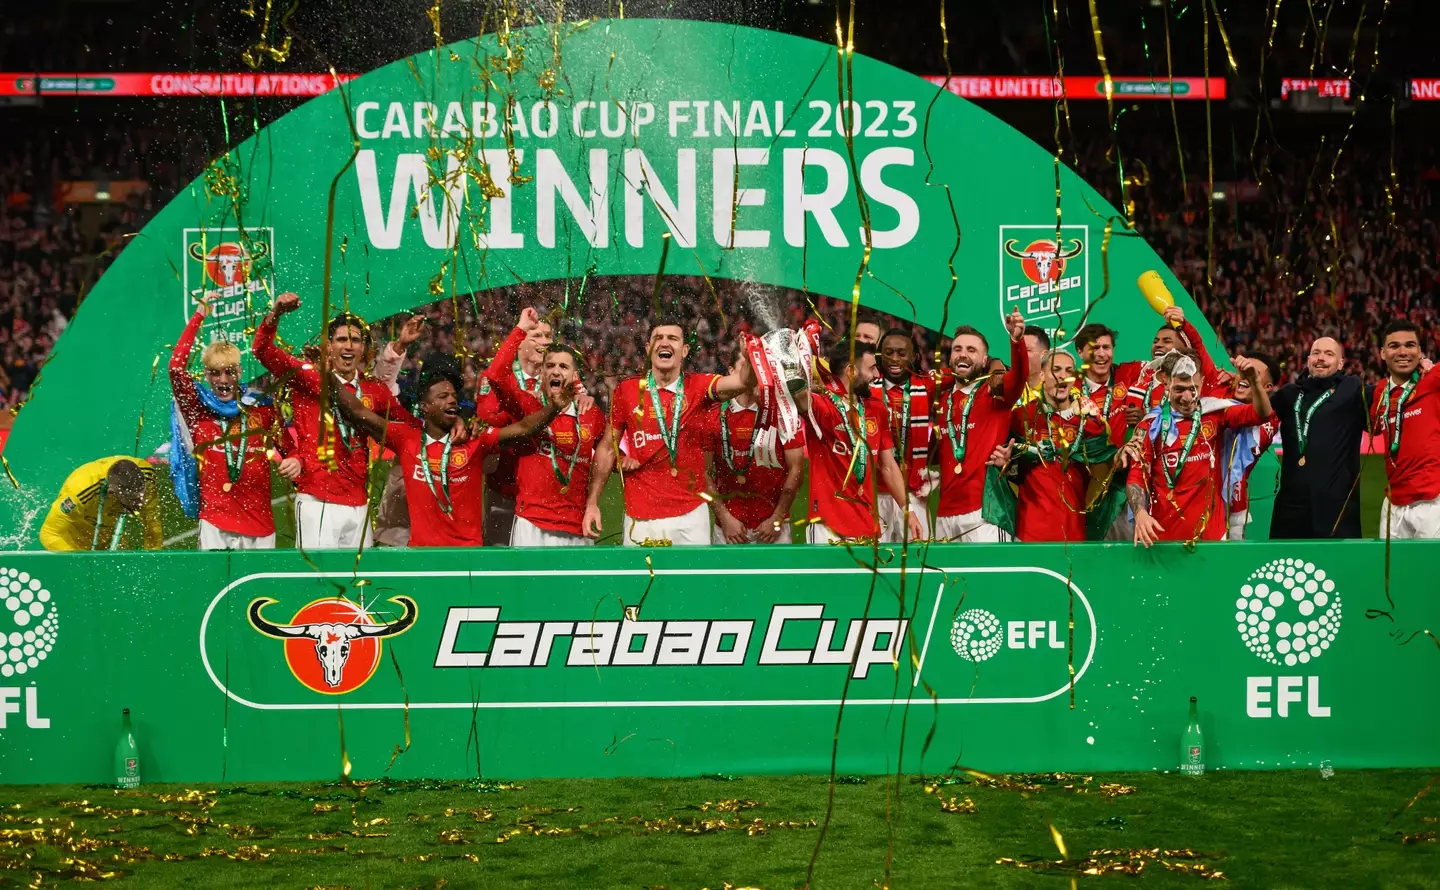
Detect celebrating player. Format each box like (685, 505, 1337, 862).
(1019, 325, 1050, 404)
(40, 457, 163, 552)
(478, 308, 555, 545)
(252, 292, 416, 549)
(1126, 351, 1273, 546)
(1125, 307, 1225, 420)
(1372, 319, 1440, 538)
(797, 342, 922, 544)
(933, 309, 1028, 542)
(1003, 350, 1108, 543)
(169, 295, 281, 550)
(332, 357, 570, 547)
(489, 309, 606, 546)
(1221, 351, 1282, 541)
(584, 316, 757, 545)
(708, 348, 806, 545)
(874, 328, 935, 542)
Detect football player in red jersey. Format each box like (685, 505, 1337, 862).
(1127, 350, 1273, 546)
(1223, 351, 1282, 541)
(584, 315, 756, 545)
(332, 357, 570, 547)
(170, 294, 282, 549)
(1004, 350, 1108, 543)
(478, 310, 554, 546)
(708, 363, 806, 544)
(490, 309, 606, 546)
(797, 342, 922, 544)
(253, 292, 418, 549)
(874, 329, 935, 542)
(932, 309, 1028, 542)
(1372, 319, 1440, 538)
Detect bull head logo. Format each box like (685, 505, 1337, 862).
(248, 595, 417, 689)
(1003, 238, 1083, 285)
(188, 240, 270, 288)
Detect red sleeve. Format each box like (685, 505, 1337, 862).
(1179, 319, 1223, 389)
(1126, 420, 1155, 491)
(697, 373, 724, 405)
(1009, 404, 1027, 437)
(383, 417, 416, 457)
(169, 310, 206, 428)
(783, 421, 808, 452)
(1221, 403, 1263, 430)
(487, 327, 529, 416)
(1418, 364, 1440, 397)
(370, 383, 419, 428)
(997, 337, 1028, 404)
(870, 397, 894, 452)
(610, 380, 635, 437)
(252, 314, 317, 394)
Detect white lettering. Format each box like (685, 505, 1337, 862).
(853, 619, 908, 679)
(0, 688, 18, 729)
(810, 619, 862, 664)
(572, 100, 597, 138)
(1048, 620, 1064, 649)
(858, 147, 918, 248)
(1028, 620, 1047, 649)
(623, 148, 697, 248)
(531, 621, 574, 667)
(355, 151, 464, 250)
(1246, 676, 1272, 717)
(531, 102, 559, 138)
(537, 148, 610, 248)
(567, 621, 619, 667)
(355, 102, 381, 139)
(476, 148, 525, 249)
(655, 621, 707, 666)
(25, 687, 49, 729)
(381, 102, 410, 139)
(1277, 675, 1303, 718)
(667, 100, 692, 138)
(712, 148, 770, 248)
(760, 605, 824, 665)
(701, 620, 753, 665)
(489, 622, 540, 667)
(1007, 620, 1026, 649)
(1307, 675, 1331, 717)
(434, 607, 499, 668)
(783, 147, 848, 247)
(611, 620, 664, 666)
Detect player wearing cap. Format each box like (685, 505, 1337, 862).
(583, 315, 757, 546)
(932, 309, 1028, 542)
(1127, 351, 1273, 546)
(488, 309, 606, 546)
(40, 457, 163, 552)
(252, 292, 417, 549)
(873, 328, 935, 543)
(170, 294, 281, 550)
(798, 342, 923, 544)
(333, 357, 570, 547)
(1372, 319, 1440, 538)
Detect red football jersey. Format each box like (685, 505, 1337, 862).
(710, 400, 807, 529)
(1010, 402, 1105, 543)
(1229, 415, 1280, 513)
(878, 374, 935, 494)
(171, 311, 279, 537)
(253, 316, 416, 507)
(936, 338, 1028, 517)
(610, 373, 723, 520)
(1084, 374, 1135, 448)
(1127, 403, 1266, 541)
(1372, 368, 1440, 506)
(385, 424, 499, 547)
(807, 390, 892, 539)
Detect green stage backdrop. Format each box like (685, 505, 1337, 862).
(0, 18, 1276, 545)
(0, 543, 1435, 783)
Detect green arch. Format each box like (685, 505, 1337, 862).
(1, 19, 1246, 543)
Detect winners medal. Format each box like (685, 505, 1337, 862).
(222, 413, 250, 493)
(719, 401, 755, 487)
(418, 435, 455, 515)
(1381, 373, 1420, 458)
(945, 384, 980, 474)
(647, 372, 684, 478)
(1292, 387, 1334, 468)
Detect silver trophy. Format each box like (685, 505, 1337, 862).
(761, 328, 807, 395)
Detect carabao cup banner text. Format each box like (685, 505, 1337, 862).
(0, 543, 1435, 783)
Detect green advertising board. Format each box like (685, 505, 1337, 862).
(0, 543, 1435, 784)
(0, 18, 1275, 544)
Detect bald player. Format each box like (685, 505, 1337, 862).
(1269, 336, 1366, 539)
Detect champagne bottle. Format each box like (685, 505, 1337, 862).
(1180, 696, 1205, 776)
(114, 708, 140, 789)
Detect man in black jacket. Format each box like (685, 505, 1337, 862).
(1269, 336, 1366, 539)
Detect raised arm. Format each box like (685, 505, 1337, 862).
(710, 349, 759, 402)
(487, 316, 532, 416)
(997, 309, 1029, 404)
(169, 301, 207, 425)
(1169, 307, 1221, 386)
(495, 395, 565, 444)
(251, 292, 312, 390)
(371, 313, 424, 398)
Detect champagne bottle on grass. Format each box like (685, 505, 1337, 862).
(114, 708, 140, 789)
(1180, 696, 1205, 776)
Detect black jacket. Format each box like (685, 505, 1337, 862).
(1269, 374, 1365, 539)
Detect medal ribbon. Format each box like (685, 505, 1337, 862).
(547, 416, 582, 491)
(223, 414, 250, 483)
(1381, 374, 1420, 457)
(826, 391, 868, 484)
(513, 359, 535, 393)
(719, 402, 755, 476)
(945, 385, 980, 464)
(646, 372, 684, 470)
(1159, 400, 1202, 488)
(1291, 388, 1334, 461)
(418, 435, 454, 515)
(333, 377, 363, 449)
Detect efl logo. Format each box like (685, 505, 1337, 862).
(0, 566, 55, 730)
(248, 596, 416, 695)
(1237, 559, 1340, 719)
(949, 607, 1064, 663)
(998, 224, 1089, 342)
(181, 226, 275, 324)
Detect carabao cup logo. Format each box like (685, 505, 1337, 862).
(248, 596, 416, 694)
(949, 608, 1003, 663)
(0, 567, 56, 678)
(1236, 559, 1341, 667)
